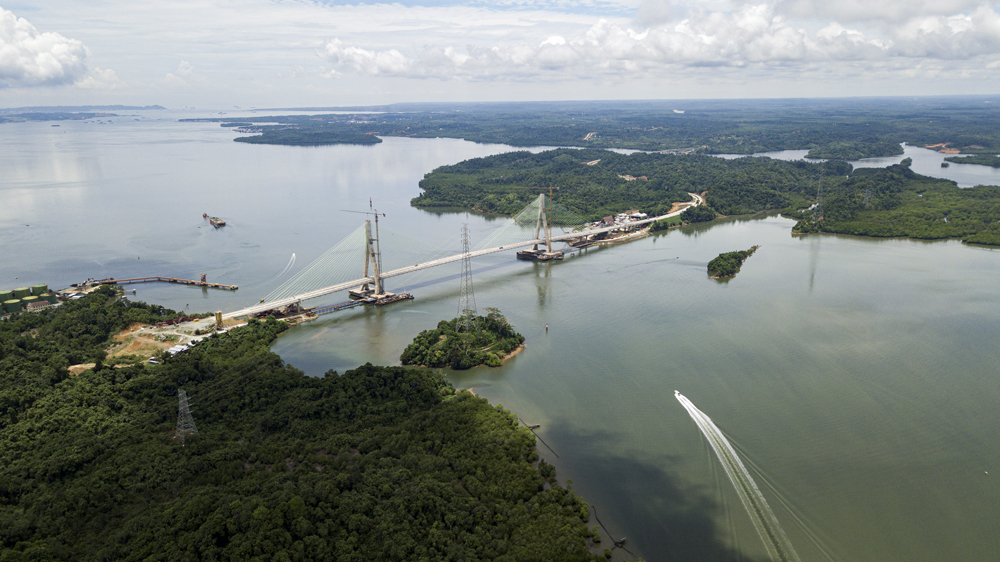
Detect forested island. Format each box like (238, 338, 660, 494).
(0, 289, 607, 561)
(0, 106, 165, 124)
(232, 128, 381, 146)
(183, 97, 1000, 157)
(804, 141, 904, 160)
(790, 159, 1000, 245)
(708, 246, 760, 279)
(413, 147, 845, 221)
(400, 309, 525, 369)
(415, 148, 1000, 246)
(944, 154, 1000, 168)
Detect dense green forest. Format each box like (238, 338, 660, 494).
(232, 127, 381, 146)
(804, 141, 904, 160)
(648, 206, 715, 232)
(945, 154, 1000, 168)
(184, 96, 1000, 156)
(708, 246, 760, 278)
(416, 147, 1000, 245)
(1, 291, 605, 561)
(790, 159, 1000, 245)
(400, 309, 525, 369)
(412, 148, 848, 221)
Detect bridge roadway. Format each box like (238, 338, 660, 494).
(223, 193, 702, 319)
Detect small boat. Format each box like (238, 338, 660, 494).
(203, 213, 226, 228)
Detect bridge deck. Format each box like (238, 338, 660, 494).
(222, 194, 701, 319)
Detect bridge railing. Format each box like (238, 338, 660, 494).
(222, 194, 700, 319)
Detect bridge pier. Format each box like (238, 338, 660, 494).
(350, 218, 383, 299)
(516, 192, 564, 261)
(222, 193, 700, 320)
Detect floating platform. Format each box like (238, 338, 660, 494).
(312, 300, 366, 315)
(98, 277, 238, 290)
(516, 249, 564, 261)
(371, 292, 413, 306)
(309, 292, 413, 315)
(348, 286, 376, 299)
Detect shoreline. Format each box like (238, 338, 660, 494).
(501, 343, 526, 362)
(407, 343, 526, 371)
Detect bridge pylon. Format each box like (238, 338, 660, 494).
(516, 188, 564, 261)
(343, 206, 386, 299)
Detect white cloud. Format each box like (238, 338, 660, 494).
(75, 67, 126, 89)
(0, 7, 89, 87)
(8, 0, 999, 105)
(163, 72, 190, 88)
(890, 5, 1000, 58)
(775, 0, 989, 23)
(319, 39, 412, 75)
(317, 1, 1000, 80)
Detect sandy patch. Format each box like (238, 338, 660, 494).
(67, 363, 96, 376)
(113, 323, 151, 341)
(502, 344, 526, 363)
(107, 337, 171, 358)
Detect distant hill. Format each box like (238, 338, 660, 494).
(0, 105, 165, 115)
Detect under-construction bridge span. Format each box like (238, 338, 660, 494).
(223, 193, 702, 320)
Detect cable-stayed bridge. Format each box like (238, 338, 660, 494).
(222, 193, 702, 320)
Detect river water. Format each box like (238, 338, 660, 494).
(3, 111, 999, 561)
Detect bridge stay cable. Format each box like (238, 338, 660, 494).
(226, 193, 700, 319)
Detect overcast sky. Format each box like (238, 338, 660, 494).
(1, 0, 998, 108)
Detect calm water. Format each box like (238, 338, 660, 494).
(717, 145, 1000, 188)
(4, 114, 1000, 561)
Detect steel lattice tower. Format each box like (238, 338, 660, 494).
(175, 389, 198, 446)
(812, 177, 824, 221)
(457, 223, 478, 333)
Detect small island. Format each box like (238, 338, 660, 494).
(805, 140, 904, 160)
(401, 308, 525, 369)
(944, 154, 1000, 168)
(708, 246, 760, 279)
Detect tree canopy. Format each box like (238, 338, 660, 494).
(708, 246, 760, 279)
(0, 294, 605, 561)
(790, 161, 1000, 245)
(400, 308, 525, 370)
(412, 148, 847, 221)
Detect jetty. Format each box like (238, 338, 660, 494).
(98, 276, 238, 291)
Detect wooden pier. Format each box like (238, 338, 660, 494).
(98, 277, 238, 290)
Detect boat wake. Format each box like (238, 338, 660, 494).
(675, 391, 801, 562)
(247, 253, 297, 290)
(277, 253, 296, 278)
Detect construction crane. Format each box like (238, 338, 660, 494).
(342, 200, 386, 297)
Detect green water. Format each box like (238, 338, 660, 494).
(6, 117, 997, 561)
(274, 214, 1000, 562)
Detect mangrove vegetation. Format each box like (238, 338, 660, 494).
(0, 292, 603, 561)
(790, 159, 1000, 245)
(400, 309, 525, 370)
(412, 148, 848, 221)
(708, 246, 761, 279)
(945, 154, 1000, 168)
(183, 97, 1000, 157)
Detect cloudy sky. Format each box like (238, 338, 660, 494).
(1, 0, 998, 108)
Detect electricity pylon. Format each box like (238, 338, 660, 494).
(457, 223, 478, 333)
(812, 177, 824, 221)
(175, 389, 198, 446)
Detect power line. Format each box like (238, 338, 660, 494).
(175, 389, 198, 446)
(456, 223, 478, 333)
